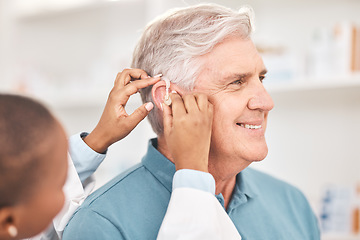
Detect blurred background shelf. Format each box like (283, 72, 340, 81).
(37, 88, 144, 109)
(32, 74, 360, 109)
(266, 74, 360, 93)
(40, 74, 360, 109)
(14, 0, 144, 20)
(323, 235, 360, 240)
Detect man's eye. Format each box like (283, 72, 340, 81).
(231, 79, 243, 85)
(259, 75, 266, 82)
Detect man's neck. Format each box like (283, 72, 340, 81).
(157, 136, 174, 162)
(213, 174, 236, 210)
(156, 136, 249, 209)
(208, 159, 250, 209)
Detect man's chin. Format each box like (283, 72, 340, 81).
(247, 147, 268, 163)
(251, 157, 266, 163)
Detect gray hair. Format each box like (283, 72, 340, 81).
(131, 3, 254, 135)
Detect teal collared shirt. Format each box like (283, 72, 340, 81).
(63, 138, 320, 240)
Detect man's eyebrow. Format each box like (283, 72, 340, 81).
(222, 69, 267, 82)
(222, 73, 251, 82)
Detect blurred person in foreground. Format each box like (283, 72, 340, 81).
(63, 3, 320, 240)
(0, 94, 68, 240)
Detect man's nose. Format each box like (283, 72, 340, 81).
(247, 82, 274, 112)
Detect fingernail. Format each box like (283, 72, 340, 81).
(146, 75, 151, 78)
(153, 74, 162, 78)
(145, 102, 154, 111)
(171, 90, 177, 93)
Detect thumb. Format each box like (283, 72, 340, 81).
(126, 102, 153, 129)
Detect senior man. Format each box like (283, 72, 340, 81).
(64, 4, 320, 239)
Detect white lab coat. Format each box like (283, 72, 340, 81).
(26, 140, 241, 240)
(158, 187, 241, 240)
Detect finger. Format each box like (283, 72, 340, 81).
(125, 102, 154, 131)
(114, 69, 149, 88)
(114, 72, 123, 86)
(114, 69, 133, 86)
(123, 68, 150, 86)
(110, 76, 161, 108)
(121, 77, 160, 97)
(194, 93, 209, 112)
(163, 103, 173, 136)
(170, 93, 186, 117)
(182, 94, 199, 113)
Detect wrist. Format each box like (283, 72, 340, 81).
(83, 130, 110, 154)
(175, 160, 208, 173)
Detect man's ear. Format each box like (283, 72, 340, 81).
(0, 207, 17, 239)
(152, 80, 183, 110)
(152, 81, 166, 110)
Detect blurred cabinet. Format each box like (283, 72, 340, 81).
(266, 74, 360, 94)
(5, 0, 180, 108)
(14, 0, 141, 19)
(323, 236, 360, 240)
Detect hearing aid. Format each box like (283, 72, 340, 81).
(163, 77, 172, 106)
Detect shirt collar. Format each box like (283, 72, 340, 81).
(236, 168, 260, 199)
(141, 138, 176, 193)
(225, 168, 260, 212)
(141, 138, 260, 201)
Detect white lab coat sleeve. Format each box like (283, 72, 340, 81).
(157, 170, 241, 240)
(26, 133, 106, 240)
(52, 156, 95, 238)
(68, 132, 106, 182)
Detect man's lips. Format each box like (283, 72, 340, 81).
(236, 123, 262, 129)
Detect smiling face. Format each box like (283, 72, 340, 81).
(194, 37, 274, 172)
